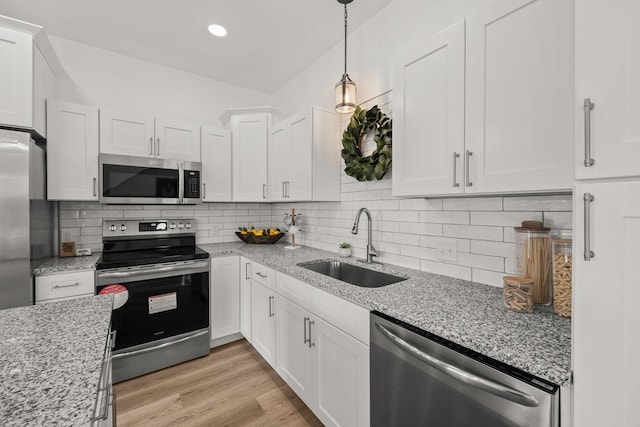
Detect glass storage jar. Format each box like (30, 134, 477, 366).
(552, 235, 572, 317)
(503, 276, 535, 313)
(514, 221, 552, 305)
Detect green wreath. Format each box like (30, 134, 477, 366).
(341, 105, 392, 182)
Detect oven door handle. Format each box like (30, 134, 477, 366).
(374, 323, 540, 408)
(112, 330, 209, 360)
(98, 261, 209, 279)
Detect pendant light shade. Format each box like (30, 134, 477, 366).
(335, 0, 356, 114)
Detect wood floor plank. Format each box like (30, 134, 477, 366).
(114, 339, 324, 426)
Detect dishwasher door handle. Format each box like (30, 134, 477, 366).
(375, 323, 540, 408)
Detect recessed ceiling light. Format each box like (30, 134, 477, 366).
(208, 24, 227, 37)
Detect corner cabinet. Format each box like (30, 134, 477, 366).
(393, 0, 573, 197)
(201, 126, 232, 202)
(268, 107, 341, 202)
(0, 17, 58, 139)
(210, 256, 240, 341)
(99, 108, 201, 162)
(231, 113, 270, 202)
(46, 100, 100, 201)
(574, 0, 640, 180)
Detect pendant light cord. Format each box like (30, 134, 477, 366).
(344, 2, 348, 76)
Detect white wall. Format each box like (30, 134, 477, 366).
(51, 35, 271, 127)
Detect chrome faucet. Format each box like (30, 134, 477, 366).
(352, 207, 378, 263)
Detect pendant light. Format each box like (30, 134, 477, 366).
(335, 0, 356, 114)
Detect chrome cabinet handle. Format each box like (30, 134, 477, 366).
(263, 184, 267, 199)
(453, 152, 460, 188)
(245, 262, 251, 280)
(282, 181, 286, 198)
(583, 98, 595, 167)
(583, 193, 595, 261)
(375, 323, 539, 407)
(93, 177, 97, 197)
(202, 182, 206, 199)
(465, 150, 473, 187)
(255, 272, 267, 279)
(149, 137, 153, 156)
(268, 295, 274, 317)
(308, 319, 315, 348)
(286, 181, 291, 198)
(53, 281, 80, 289)
(156, 137, 160, 157)
(303, 317, 309, 345)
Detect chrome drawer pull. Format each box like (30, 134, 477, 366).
(583, 98, 595, 167)
(255, 272, 268, 279)
(53, 282, 80, 289)
(583, 193, 595, 261)
(453, 152, 460, 188)
(268, 295, 274, 317)
(465, 150, 473, 187)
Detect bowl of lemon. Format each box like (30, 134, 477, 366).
(235, 226, 285, 244)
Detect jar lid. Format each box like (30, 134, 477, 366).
(503, 275, 534, 285)
(514, 220, 550, 232)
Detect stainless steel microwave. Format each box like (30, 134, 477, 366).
(99, 154, 202, 204)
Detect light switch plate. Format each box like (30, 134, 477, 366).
(436, 240, 458, 262)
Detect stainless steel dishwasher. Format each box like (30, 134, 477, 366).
(370, 312, 560, 427)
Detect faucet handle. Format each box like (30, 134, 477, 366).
(369, 244, 378, 257)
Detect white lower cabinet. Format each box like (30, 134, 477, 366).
(35, 270, 95, 304)
(210, 256, 240, 341)
(239, 256, 252, 342)
(251, 279, 276, 368)
(275, 272, 370, 427)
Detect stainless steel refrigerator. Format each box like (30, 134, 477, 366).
(0, 129, 54, 309)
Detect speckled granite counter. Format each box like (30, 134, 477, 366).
(201, 242, 572, 387)
(0, 295, 113, 426)
(33, 253, 101, 276)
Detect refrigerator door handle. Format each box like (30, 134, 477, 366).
(375, 322, 540, 408)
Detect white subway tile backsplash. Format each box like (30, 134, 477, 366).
(470, 240, 513, 257)
(543, 212, 573, 229)
(398, 222, 442, 236)
(443, 197, 502, 211)
(470, 211, 542, 227)
(420, 211, 469, 225)
(398, 198, 443, 211)
(457, 252, 504, 272)
(381, 210, 419, 222)
(443, 224, 503, 241)
(472, 269, 504, 287)
(400, 245, 437, 261)
(503, 194, 572, 212)
(420, 259, 472, 281)
(381, 232, 420, 246)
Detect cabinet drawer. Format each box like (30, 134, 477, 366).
(276, 271, 312, 310)
(252, 262, 275, 290)
(311, 287, 369, 345)
(35, 270, 95, 302)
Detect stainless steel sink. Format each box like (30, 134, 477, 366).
(299, 261, 406, 288)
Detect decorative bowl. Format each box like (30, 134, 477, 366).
(235, 231, 285, 244)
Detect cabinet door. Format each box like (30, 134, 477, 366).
(239, 257, 252, 342)
(210, 256, 240, 340)
(232, 114, 269, 201)
(275, 295, 313, 405)
(465, 0, 573, 193)
(155, 119, 201, 162)
(201, 126, 232, 202)
(573, 181, 640, 427)
(268, 121, 288, 202)
(47, 100, 99, 201)
(33, 47, 55, 138)
(312, 316, 369, 427)
(99, 108, 155, 157)
(392, 20, 465, 197)
(575, 0, 640, 180)
(288, 112, 312, 201)
(0, 26, 33, 129)
(251, 280, 276, 367)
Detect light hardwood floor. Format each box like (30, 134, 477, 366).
(114, 339, 324, 427)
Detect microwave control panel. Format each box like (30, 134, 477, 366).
(184, 170, 200, 198)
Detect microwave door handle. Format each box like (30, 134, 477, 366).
(374, 323, 540, 408)
(178, 161, 185, 204)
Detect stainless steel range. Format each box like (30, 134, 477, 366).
(96, 219, 210, 383)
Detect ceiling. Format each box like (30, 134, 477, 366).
(0, 0, 392, 94)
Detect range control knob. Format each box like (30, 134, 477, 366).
(169, 223, 176, 229)
(185, 222, 192, 229)
(120, 224, 127, 232)
(177, 223, 184, 229)
(109, 224, 117, 232)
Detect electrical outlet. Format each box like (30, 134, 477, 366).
(436, 240, 458, 262)
(210, 224, 219, 235)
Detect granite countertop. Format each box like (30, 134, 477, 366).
(200, 242, 572, 387)
(0, 295, 113, 426)
(32, 253, 102, 276)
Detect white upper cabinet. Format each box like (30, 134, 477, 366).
(46, 100, 99, 201)
(268, 107, 340, 202)
(393, 0, 573, 197)
(201, 126, 232, 202)
(0, 17, 58, 139)
(393, 20, 465, 196)
(99, 109, 201, 161)
(231, 113, 269, 202)
(465, 0, 573, 194)
(575, 0, 640, 180)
